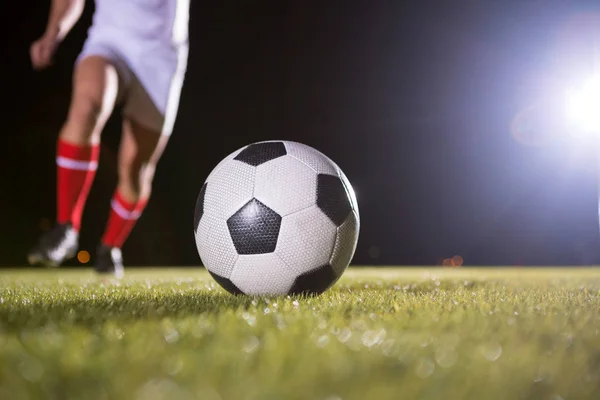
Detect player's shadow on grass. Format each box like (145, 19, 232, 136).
(0, 291, 260, 332)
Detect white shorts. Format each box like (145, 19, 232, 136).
(77, 33, 188, 136)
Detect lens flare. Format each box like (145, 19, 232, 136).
(451, 255, 464, 267)
(565, 74, 600, 134)
(77, 250, 91, 264)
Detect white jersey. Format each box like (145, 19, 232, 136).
(78, 0, 190, 135)
(88, 0, 189, 47)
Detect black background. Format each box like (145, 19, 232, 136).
(3, 0, 600, 267)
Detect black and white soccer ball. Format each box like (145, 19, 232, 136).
(193, 140, 360, 296)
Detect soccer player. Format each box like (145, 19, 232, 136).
(27, 0, 189, 276)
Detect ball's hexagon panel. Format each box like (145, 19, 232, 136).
(316, 174, 352, 227)
(288, 264, 337, 295)
(208, 271, 245, 295)
(233, 141, 287, 167)
(203, 159, 256, 220)
(195, 214, 239, 278)
(230, 253, 295, 295)
(275, 205, 336, 277)
(254, 156, 317, 217)
(194, 182, 207, 233)
(330, 210, 360, 276)
(227, 199, 282, 255)
(283, 141, 338, 175)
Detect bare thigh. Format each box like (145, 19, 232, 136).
(61, 55, 120, 145)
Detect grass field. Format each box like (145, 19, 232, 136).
(1, 267, 600, 400)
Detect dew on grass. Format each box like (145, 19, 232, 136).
(415, 357, 435, 378)
(164, 329, 179, 344)
(435, 345, 458, 368)
(481, 341, 502, 361)
(18, 356, 44, 382)
(337, 328, 352, 343)
(316, 335, 330, 348)
(242, 336, 260, 353)
(362, 329, 386, 348)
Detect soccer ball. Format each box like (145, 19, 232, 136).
(193, 140, 360, 296)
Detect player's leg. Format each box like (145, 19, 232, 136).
(95, 41, 188, 275)
(96, 118, 170, 275)
(28, 55, 120, 267)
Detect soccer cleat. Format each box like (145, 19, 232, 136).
(27, 223, 79, 267)
(95, 244, 124, 278)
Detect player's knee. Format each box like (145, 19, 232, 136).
(118, 159, 156, 200)
(118, 159, 142, 197)
(68, 96, 103, 128)
(62, 95, 106, 145)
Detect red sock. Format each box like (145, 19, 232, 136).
(56, 139, 100, 231)
(101, 191, 148, 248)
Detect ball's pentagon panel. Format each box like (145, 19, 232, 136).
(227, 198, 282, 255)
(288, 264, 338, 295)
(193, 182, 207, 232)
(233, 141, 287, 167)
(253, 155, 317, 216)
(316, 173, 353, 227)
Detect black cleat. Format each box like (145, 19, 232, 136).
(27, 223, 79, 267)
(95, 244, 124, 278)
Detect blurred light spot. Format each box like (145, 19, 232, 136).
(510, 102, 563, 147)
(107, 327, 125, 341)
(241, 312, 256, 326)
(415, 357, 435, 378)
(337, 328, 352, 343)
(565, 74, 600, 134)
(481, 341, 503, 361)
(136, 378, 196, 400)
(435, 345, 458, 368)
(275, 314, 286, 330)
(242, 336, 260, 353)
(164, 329, 179, 344)
(368, 245, 380, 259)
(452, 255, 464, 267)
(317, 319, 327, 330)
(442, 258, 453, 267)
(316, 335, 330, 348)
(381, 339, 396, 357)
(163, 357, 183, 376)
(77, 250, 90, 264)
(362, 329, 387, 348)
(18, 357, 44, 382)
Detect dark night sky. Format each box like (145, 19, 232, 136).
(3, 0, 600, 267)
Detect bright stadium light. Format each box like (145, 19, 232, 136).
(565, 74, 600, 135)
